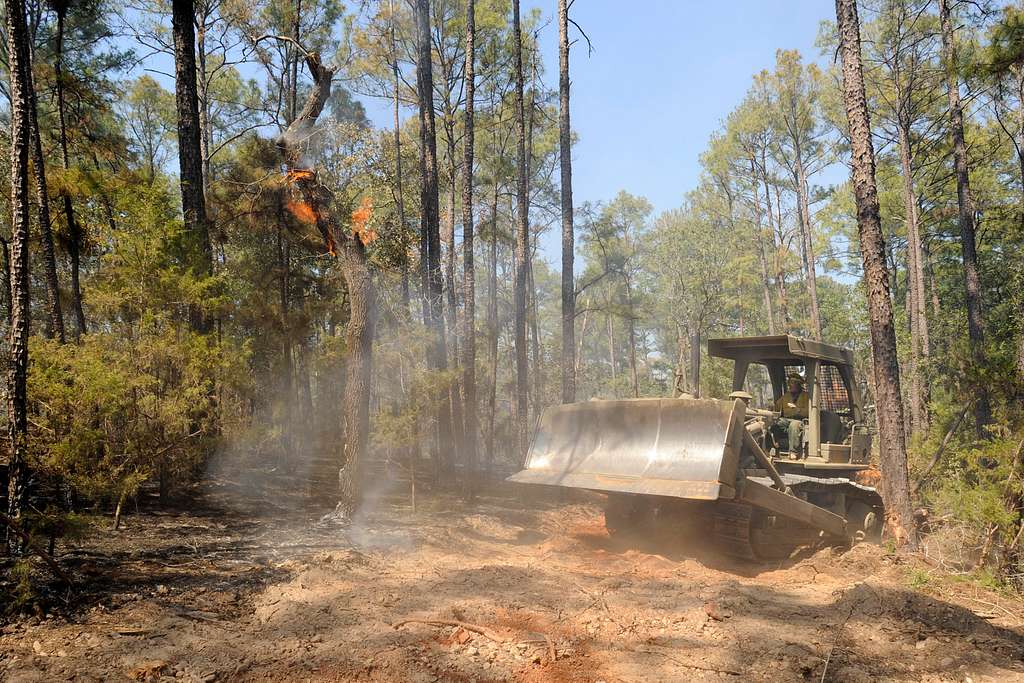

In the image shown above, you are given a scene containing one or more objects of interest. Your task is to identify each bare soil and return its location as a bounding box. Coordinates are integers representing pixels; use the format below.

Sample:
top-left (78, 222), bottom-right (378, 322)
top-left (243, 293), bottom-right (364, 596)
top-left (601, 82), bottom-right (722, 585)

top-left (2, 481), bottom-right (1023, 682)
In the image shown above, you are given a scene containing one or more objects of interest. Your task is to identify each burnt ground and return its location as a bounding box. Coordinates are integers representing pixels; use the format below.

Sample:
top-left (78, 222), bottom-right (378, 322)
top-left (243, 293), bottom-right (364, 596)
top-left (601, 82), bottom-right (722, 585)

top-left (1, 480), bottom-right (1023, 683)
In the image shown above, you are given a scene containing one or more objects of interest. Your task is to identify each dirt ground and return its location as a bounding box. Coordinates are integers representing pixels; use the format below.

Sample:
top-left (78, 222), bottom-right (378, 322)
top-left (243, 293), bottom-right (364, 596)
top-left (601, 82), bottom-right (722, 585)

top-left (2, 480), bottom-right (1023, 683)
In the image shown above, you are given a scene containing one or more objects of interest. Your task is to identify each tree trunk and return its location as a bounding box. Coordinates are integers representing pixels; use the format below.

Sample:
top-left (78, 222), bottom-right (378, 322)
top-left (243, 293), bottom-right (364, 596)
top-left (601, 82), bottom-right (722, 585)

top-left (415, 0), bottom-right (453, 470)
top-left (835, 0), bottom-right (916, 549)
top-left (939, 0), bottom-right (990, 435)
top-left (607, 313), bottom-right (616, 390)
top-left (5, 0), bottom-right (32, 544)
top-left (390, 0), bottom-right (408, 313)
top-left (461, 0), bottom-right (477, 494)
top-left (27, 64), bottom-right (64, 343)
top-left (172, 0), bottom-right (213, 332)
top-left (897, 122), bottom-right (930, 436)
top-left (486, 188), bottom-right (499, 473)
top-left (794, 152), bottom-right (822, 339)
top-left (282, 53), bottom-right (375, 517)
top-left (673, 323), bottom-right (689, 396)
top-left (763, 165), bottom-right (791, 327)
top-left (625, 280), bottom-right (639, 398)
top-left (689, 329), bottom-right (701, 398)
top-left (336, 240), bottom-right (375, 516)
top-left (558, 0), bottom-right (575, 404)
top-left (196, 3), bottom-right (212, 193)
top-left (53, 6), bottom-right (86, 337)
top-left (511, 0), bottom-right (530, 458)
top-left (444, 135), bottom-right (464, 469)
top-left (748, 157), bottom-right (775, 335)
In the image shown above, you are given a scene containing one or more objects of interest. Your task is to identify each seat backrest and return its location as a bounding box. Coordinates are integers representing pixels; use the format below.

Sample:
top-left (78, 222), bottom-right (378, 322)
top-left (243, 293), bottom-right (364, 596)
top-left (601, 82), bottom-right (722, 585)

top-left (819, 410), bottom-right (847, 444)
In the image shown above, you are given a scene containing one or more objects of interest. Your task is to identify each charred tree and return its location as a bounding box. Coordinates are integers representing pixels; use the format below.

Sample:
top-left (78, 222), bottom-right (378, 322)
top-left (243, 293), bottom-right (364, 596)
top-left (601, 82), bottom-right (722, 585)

top-left (5, 0), bottom-right (33, 541)
top-left (461, 0), bottom-right (478, 493)
top-left (172, 0), bottom-right (214, 331)
top-left (835, 0), bottom-right (917, 548)
top-left (559, 0), bottom-right (576, 403)
top-left (512, 0), bottom-right (530, 457)
top-left (939, 0), bottom-right (990, 434)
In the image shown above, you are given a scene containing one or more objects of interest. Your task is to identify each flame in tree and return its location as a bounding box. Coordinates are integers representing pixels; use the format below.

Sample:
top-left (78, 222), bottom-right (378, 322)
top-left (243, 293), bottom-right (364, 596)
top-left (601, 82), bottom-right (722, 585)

top-left (286, 199), bottom-right (318, 225)
top-left (350, 196), bottom-right (376, 246)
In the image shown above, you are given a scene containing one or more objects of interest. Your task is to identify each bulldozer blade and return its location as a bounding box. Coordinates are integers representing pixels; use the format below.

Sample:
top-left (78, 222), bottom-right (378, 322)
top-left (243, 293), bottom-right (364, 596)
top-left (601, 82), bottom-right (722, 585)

top-left (507, 398), bottom-right (746, 500)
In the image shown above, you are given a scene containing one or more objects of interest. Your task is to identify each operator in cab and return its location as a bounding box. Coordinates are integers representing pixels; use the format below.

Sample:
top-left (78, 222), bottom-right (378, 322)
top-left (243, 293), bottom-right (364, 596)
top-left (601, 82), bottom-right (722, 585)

top-left (773, 372), bottom-right (809, 456)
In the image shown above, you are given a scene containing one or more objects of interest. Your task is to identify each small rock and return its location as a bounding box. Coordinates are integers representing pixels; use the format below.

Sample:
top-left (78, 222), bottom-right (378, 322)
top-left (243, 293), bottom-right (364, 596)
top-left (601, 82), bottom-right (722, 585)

top-left (56, 649), bottom-right (67, 658)
top-left (532, 654), bottom-right (542, 664)
top-left (466, 647), bottom-right (479, 657)
top-left (310, 634), bottom-right (323, 643)
top-left (156, 585), bottom-right (168, 594)
top-left (32, 640), bottom-right (44, 655)
top-left (704, 602), bottom-right (726, 621)
top-left (939, 657), bottom-right (955, 668)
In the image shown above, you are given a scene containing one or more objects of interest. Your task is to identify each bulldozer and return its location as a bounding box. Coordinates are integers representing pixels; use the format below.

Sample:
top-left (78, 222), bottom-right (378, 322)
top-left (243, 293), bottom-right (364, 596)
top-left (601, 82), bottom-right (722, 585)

top-left (508, 335), bottom-right (883, 561)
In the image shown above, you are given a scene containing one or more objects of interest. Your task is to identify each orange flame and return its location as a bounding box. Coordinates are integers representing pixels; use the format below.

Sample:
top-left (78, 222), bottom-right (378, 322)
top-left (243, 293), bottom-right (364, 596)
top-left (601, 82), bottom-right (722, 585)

top-left (286, 199), bottom-right (317, 225)
top-left (285, 168), bottom-right (315, 183)
top-left (351, 196), bottom-right (376, 246)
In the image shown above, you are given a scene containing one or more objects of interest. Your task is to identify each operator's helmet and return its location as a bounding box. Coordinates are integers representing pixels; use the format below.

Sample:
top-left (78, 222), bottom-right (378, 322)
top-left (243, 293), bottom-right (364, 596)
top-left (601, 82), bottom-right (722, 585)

top-left (728, 390), bottom-right (753, 403)
top-left (786, 372), bottom-right (805, 387)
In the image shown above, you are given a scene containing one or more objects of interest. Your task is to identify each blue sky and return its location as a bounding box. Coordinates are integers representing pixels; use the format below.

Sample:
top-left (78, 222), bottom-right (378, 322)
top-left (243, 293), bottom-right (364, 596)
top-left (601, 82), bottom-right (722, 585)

top-left (353, 1), bottom-right (837, 263)
top-left (359, 1), bottom-right (835, 217)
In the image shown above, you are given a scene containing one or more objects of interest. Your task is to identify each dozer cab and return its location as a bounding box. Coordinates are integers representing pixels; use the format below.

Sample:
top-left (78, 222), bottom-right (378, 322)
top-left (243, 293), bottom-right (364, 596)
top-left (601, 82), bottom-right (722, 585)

top-left (508, 335), bottom-right (883, 561)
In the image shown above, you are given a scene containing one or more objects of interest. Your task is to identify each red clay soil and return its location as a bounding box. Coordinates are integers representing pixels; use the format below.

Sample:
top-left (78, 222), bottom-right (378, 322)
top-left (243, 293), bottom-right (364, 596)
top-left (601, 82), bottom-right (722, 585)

top-left (1, 482), bottom-right (1022, 682)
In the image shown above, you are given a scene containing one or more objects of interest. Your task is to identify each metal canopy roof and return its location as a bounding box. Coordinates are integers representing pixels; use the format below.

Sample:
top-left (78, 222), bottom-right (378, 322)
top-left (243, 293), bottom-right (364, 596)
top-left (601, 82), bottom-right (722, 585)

top-left (707, 335), bottom-right (855, 367)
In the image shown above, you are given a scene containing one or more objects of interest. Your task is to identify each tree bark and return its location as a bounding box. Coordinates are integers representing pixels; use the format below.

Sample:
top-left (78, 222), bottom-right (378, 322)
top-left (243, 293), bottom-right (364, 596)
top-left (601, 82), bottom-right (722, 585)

top-left (559, 0), bottom-right (575, 404)
top-left (172, 0), bottom-right (213, 333)
top-left (5, 0), bottom-right (32, 544)
top-left (511, 0), bottom-right (530, 458)
top-left (461, 0), bottom-right (477, 494)
top-left (415, 0), bottom-right (453, 470)
top-left (835, 0), bottom-right (917, 549)
top-left (939, 0), bottom-right (991, 434)
top-left (53, 5), bottom-right (86, 337)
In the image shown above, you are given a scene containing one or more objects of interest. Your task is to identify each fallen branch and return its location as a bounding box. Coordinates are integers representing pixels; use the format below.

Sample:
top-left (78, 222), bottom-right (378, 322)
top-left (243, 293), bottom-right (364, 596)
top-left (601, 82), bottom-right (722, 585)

top-left (635, 646), bottom-right (741, 676)
top-left (392, 619), bottom-right (507, 643)
top-left (820, 602), bottom-right (857, 683)
top-left (0, 510), bottom-right (73, 586)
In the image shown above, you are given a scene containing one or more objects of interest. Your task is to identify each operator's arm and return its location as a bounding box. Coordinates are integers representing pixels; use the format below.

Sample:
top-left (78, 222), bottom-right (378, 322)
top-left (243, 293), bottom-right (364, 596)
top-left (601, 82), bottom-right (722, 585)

top-left (793, 392), bottom-right (809, 419)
